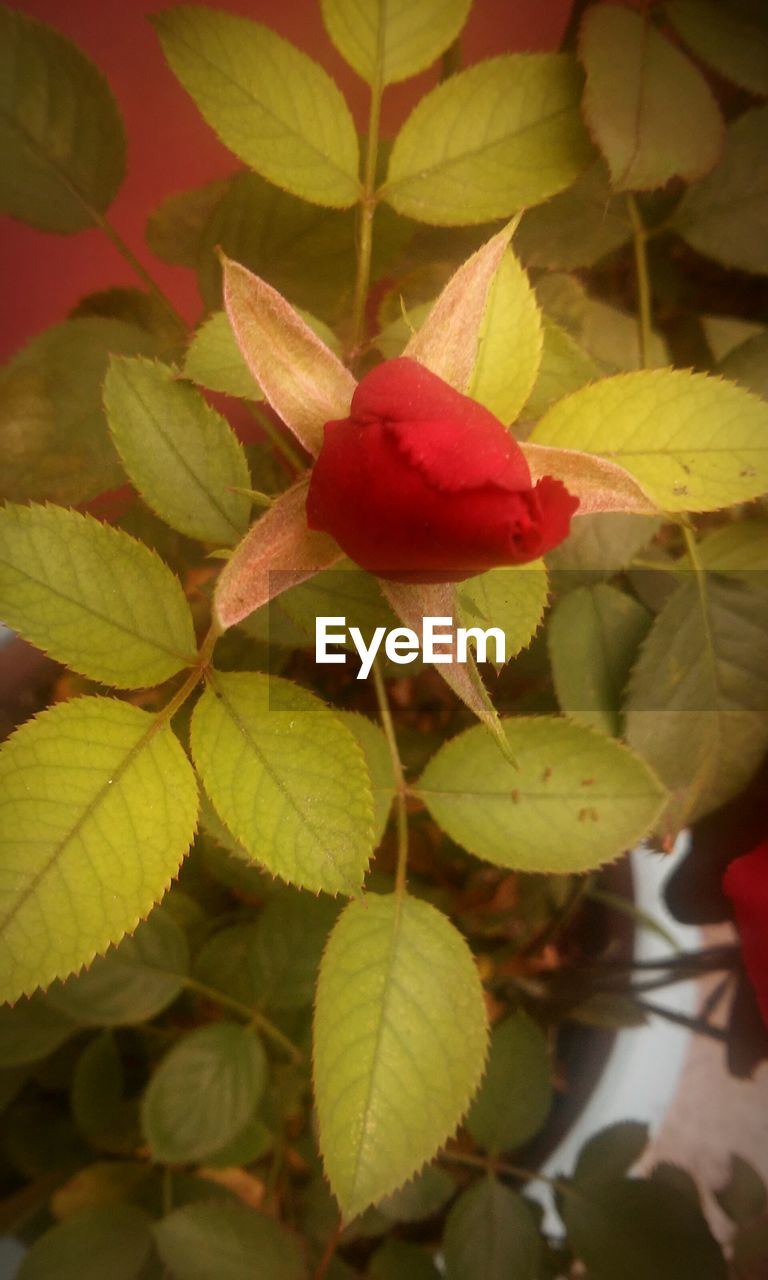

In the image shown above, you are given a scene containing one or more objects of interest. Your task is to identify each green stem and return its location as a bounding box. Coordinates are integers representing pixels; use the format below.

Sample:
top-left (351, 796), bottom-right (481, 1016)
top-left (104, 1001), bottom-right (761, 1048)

top-left (182, 976), bottom-right (303, 1063)
top-left (627, 194), bottom-right (652, 370)
top-left (440, 1148), bottom-right (571, 1195)
top-left (94, 209), bottom-right (187, 333)
top-left (372, 658), bottom-right (409, 894)
top-left (347, 29), bottom-right (384, 365)
top-left (246, 403), bottom-right (307, 475)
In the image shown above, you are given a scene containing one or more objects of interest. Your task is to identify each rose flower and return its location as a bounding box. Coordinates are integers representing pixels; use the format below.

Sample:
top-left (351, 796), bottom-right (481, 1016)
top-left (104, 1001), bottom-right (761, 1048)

top-left (306, 357), bottom-right (579, 584)
top-left (723, 840), bottom-right (768, 1029)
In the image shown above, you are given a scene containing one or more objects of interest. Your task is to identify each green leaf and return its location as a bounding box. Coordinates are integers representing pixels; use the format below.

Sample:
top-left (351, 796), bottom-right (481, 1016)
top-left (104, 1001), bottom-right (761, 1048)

top-left (523, 317), bottom-right (600, 418)
top-left (71, 1033), bottom-right (139, 1154)
top-left (141, 1022), bottom-right (267, 1164)
top-left (458, 563), bottom-right (549, 668)
top-left (468, 250), bottom-right (543, 424)
top-left (415, 717), bottom-right (666, 873)
top-left (152, 6), bottom-right (359, 208)
top-left (383, 54), bottom-right (593, 225)
top-left (47, 905), bottom-right (189, 1025)
top-left (204, 1113), bottom-right (273, 1169)
top-left (0, 318), bottom-right (157, 506)
top-left (193, 922), bottom-right (262, 1008)
top-left (546, 512), bottom-right (660, 582)
top-left (696, 519), bottom-right (768, 577)
top-left (578, 4), bottom-right (722, 191)
top-left (152, 1201), bottom-right (307, 1280)
top-left (104, 357), bottom-right (251, 546)
top-left (624, 576), bottom-right (768, 830)
top-left (338, 712), bottom-right (396, 847)
top-left (517, 161), bottom-right (632, 270)
top-left (666, 0), bottom-right (768, 97)
top-left (549, 584), bottom-right (651, 736)
top-left (369, 1240), bottom-right (440, 1280)
top-left (377, 1165), bottom-right (454, 1222)
top-left (221, 255), bottom-right (356, 456)
top-left (443, 1179), bottom-right (541, 1280)
top-left (146, 175), bottom-right (231, 265)
top-left (50, 1160), bottom-right (151, 1221)
top-left (0, 696), bottom-right (199, 1003)
top-left (314, 893), bottom-right (488, 1219)
top-left (465, 1011), bottom-right (552, 1153)
top-left (321, 0), bottom-right (471, 86)
top-left (0, 503), bottom-right (197, 688)
top-left (249, 888), bottom-right (340, 1010)
top-left (278, 564), bottom-right (398, 650)
top-left (183, 311), bottom-right (264, 400)
top-left (719, 332), bottom-right (768, 400)
top-left (0, 7), bottom-right (125, 232)
top-left (530, 368), bottom-right (768, 512)
top-left (671, 106), bottom-right (768, 276)
top-left (562, 1178), bottom-right (728, 1280)
top-left (573, 1122), bottom-right (649, 1187)
top-left (17, 1205), bottom-right (153, 1280)
top-left (0, 994), bottom-right (77, 1068)
top-left (190, 671), bottom-right (374, 895)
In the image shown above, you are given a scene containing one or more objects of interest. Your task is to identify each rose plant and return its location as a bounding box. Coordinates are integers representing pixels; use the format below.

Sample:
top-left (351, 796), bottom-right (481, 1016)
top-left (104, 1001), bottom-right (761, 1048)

top-left (1, 1), bottom-right (768, 1277)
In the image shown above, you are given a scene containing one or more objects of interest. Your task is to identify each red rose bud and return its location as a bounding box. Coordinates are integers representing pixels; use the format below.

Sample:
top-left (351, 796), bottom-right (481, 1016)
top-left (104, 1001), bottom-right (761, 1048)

top-left (723, 840), bottom-right (768, 1028)
top-left (306, 357), bottom-right (579, 584)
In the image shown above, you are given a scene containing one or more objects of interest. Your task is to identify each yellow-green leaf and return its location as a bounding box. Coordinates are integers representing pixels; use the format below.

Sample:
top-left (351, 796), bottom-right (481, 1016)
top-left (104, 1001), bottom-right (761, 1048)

top-left (530, 369), bottom-right (768, 512)
top-left (314, 893), bottom-right (488, 1219)
top-left (190, 671), bottom-right (374, 895)
top-left (383, 54), bottom-right (593, 225)
top-left (0, 7), bottom-right (125, 232)
top-left (321, 0), bottom-right (471, 86)
top-left (183, 311), bottom-right (263, 400)
top-left (0, 697), bottom-right (199, 1003)
top-left (469, 250), bottom-right (543, 425)
top-left (152, 6), bottom-right (360, 208)
top-left (104, 357), bottom-right (251, 546)
top-left (578, 4), bottom-right (723, 191)
top-left (0, 503), bottom-right (197, 688)
top-left (458, 563), bottom-right (549, 667)
top-left (415, 717), bottom-right (666, 872)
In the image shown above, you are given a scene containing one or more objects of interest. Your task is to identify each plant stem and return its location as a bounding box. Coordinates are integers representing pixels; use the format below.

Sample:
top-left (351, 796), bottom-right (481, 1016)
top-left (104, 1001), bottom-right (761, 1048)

top-left (635, 998), bottom-right (730, 1042)
top-left (246, 403), bottom-right (307, 475)
top-left (93, 209), bottom-right (187, 333)
top-left (627, 193), bottom-right (652, 370)
top-left (181, 976), bottom-right (303, 1063)
top-left (314, 1219), bottom-right (343, 1280)
top-left (372, 658), bottom-right (409, 894)
top-left (347, 30), bottom-right (384, 364)
top-left (440, 1147), bottom-right (571, 1195)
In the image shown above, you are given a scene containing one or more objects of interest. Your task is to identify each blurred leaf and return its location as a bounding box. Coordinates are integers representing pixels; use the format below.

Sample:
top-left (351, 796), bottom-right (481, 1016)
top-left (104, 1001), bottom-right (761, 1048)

top-left (17, 1205), bottom-right (153, 1280)
top-left (567, 991), bottom-right (647, 1029)
top-left (578, 4), bottom-right (722, 190)
top-left (190, 671), bottom-right (374, 895)
top-left (153, 6), bottom-right (359, 207)
top-left (383, 54), bottom-right (593, 224)
top-left (338, 713), bottom-right (397, 846)
top-left (0, 994), bottom-right (77, 1068)
top-left (193, 921), bottom-right (262, 1007)
top-left (666, 0), bottom-right (768, 97)
top-left (0, 697), bottom-right (199, 1003)
top-left (141, 1023), bottom-right (267, 1164)
top-left (51, 1161), bottom-right (149, 1221)
top-left (0, 318), bottom-right (156, 506)
top-left (517, 161), bottom-right (632, 269)
top-left (104, 356), bottom-right (251, 545)
top-left (458, 562), bottom-right (549, 668)
top-left (549, 584), bottom-right (651, 735)
top-left (48, 905), bottom-right (189, 1025)
top-left (719, 333), bottom-right (768, 400)
top-left (377, 1164), bottom-right (454, 1222)
top-left (531, 368), bottom-right (768, 512)
top-left (716, 1156), bottom-right (767, 1226)
top-left (443, 1178), bottom-right (541, 1280)
top-left (573, 1122), bottom-right (649, 1188)
top-left (71, 1033), bottom-right (140, 1154)
top-left (70, 287), bottom-right (181, 349)
top-left (0, 502), bottom-right (197, 688)
top-left (152, 1201), bottom-right (307, 1280)
top-left (695, 520), bottom-right (768, 577)
top-left (0, 7), bottom-right (125, 232)
top-left (203, 1113), bottom-right (273, 1168)
top-left (469, 249), bottom-right (543, 424)
top-left (625, 577), bottom-right (768, 830)
top-left (546, 512), bottom-right (661, 583)
top-left (562, 1177), bottom-right (727, 1279)
top-left (672, 106), bottom-right (768, 276)
top-left (314, 893), bottom-right (488, 1218)
top-left (368, 1239), bottom-right (440, 1280)
top-left (321, 0), bottom-right (471, 85)
top-left (523, 317), bottom-right (600, 418)
top-left (5, 1099), bottom-right (90, 1179)
top-left (466, 1010), bottom-right (552, 1153)
top-left (249, 889), bottom-right (340, 1010)
top-left (416, 717), bottom-right (666, 872)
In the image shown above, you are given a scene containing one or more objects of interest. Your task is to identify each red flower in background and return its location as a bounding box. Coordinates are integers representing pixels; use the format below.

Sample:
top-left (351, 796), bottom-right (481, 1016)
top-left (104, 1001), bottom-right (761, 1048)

top-left (306, 358), bottom-right (578, 584)
top-left (723, 840), bottom-right (768, 1028)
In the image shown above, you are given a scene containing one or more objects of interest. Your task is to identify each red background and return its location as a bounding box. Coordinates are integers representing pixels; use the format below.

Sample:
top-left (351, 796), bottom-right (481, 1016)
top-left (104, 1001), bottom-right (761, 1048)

top-left (1, 0), bottom-right (574, 362)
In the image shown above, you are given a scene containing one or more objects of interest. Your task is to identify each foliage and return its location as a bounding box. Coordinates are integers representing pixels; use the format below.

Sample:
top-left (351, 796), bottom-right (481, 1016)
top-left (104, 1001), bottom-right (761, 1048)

top-left (2, 0), bottom-right (767, 1275)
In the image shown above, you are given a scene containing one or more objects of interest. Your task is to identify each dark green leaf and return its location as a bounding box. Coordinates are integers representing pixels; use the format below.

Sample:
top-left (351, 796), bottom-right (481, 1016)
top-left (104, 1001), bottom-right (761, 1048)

top-left (443, 1178), bottom-right (541, 1280)
top-left (152, 1201), bottom-right (307, 1280)
top-left (573, 1122), bottom-right (649, 1187)
top-left (666, 0), bottom-right (768, 97)
top-left (0, 993), bottom-right (78, 1068)
top-left (517, 162), bottom-right (631, 269)
top-left (466, 1010), bottom-right (552, 1153)
top-left (71, 1033), bottom-right (140, 1154)
top-left (377, 1165), bottom-right (454, 1222)
top-left (17, 1205), bottom-right (153, 1280)
top-left (250, 889), bottom-right (340, 1010)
